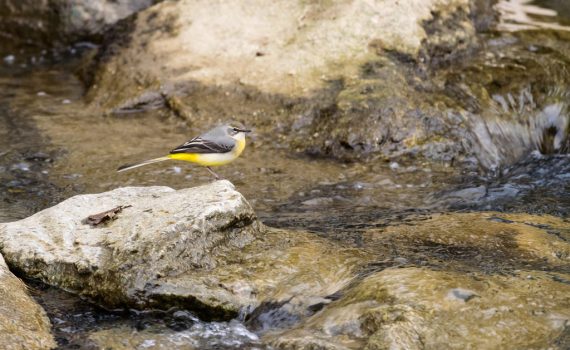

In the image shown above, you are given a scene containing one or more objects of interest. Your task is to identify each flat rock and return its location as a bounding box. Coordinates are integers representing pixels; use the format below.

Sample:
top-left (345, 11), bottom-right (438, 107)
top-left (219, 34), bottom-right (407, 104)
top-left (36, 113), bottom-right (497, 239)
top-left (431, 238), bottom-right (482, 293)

top-left (0, 181), bottom-right (259, 314)
top-left (0, 253), bottom-right (56, 350)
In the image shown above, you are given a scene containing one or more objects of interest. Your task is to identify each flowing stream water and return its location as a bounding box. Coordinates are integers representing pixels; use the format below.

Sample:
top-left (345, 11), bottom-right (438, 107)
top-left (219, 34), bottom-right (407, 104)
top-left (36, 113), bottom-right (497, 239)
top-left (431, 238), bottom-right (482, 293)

top-left (0, 1), bottom-right (569, 349)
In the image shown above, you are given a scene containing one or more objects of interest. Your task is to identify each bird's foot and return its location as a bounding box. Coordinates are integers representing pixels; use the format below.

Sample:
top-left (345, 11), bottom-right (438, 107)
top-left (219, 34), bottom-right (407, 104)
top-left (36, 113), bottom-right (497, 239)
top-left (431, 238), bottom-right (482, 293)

top-left (206, 166), bottom-right (223, 180)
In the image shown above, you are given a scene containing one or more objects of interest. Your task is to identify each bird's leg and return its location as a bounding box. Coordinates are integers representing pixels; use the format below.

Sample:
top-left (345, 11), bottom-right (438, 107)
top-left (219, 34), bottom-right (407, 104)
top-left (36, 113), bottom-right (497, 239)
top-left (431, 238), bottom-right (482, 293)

top-left (206, 166), bottom-right (222, 180)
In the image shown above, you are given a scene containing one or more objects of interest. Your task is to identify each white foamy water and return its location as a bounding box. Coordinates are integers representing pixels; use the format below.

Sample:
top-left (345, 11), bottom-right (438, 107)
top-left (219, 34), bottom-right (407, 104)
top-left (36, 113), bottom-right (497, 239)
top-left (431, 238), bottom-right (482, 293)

top-left (496, 0), bottom-right (570, 32)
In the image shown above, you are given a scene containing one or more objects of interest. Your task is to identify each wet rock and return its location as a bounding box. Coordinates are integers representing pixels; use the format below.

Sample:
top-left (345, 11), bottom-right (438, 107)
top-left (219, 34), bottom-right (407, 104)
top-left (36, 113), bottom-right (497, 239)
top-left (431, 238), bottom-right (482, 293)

top-left (267, 212), bottom-right (570, 349)
top-left (440, 154), bottom-right (570, 216)
top-left (0, 253), bottom-right (56, 350)
top-left (272, 267), bottom-right (570, 350)
top-left (439, 185), bottom-right (487, 203)
top-left (301, 197), bottom-right (334, 206)
top-left (438, 24), bottom-right (570, 170)
top-left (0, 0), bottom-right (154, 49)
top-left (0, 181), bottom-right (367, 320)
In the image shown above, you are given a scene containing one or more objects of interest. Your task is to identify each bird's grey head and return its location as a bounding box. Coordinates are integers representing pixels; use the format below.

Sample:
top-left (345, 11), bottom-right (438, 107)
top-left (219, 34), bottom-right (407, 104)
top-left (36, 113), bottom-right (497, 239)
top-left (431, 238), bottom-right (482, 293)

top-left (204, 123), bottom-right (251, 140)
top-left (222, 123), bottom-right (251, 139)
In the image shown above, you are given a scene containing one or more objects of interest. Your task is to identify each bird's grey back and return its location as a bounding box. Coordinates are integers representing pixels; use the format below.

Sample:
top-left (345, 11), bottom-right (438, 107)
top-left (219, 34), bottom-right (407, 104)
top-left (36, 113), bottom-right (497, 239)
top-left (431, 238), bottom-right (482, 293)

top-left (200, 125), bottom-right (236, 148)
top-left (201, 125), bottom-right (230, 139)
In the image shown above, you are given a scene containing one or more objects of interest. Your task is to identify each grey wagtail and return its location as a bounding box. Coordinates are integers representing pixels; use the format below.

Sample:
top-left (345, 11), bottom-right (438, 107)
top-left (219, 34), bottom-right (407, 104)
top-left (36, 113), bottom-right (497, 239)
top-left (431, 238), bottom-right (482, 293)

top-left (117, 124), bottom-right (251, 179)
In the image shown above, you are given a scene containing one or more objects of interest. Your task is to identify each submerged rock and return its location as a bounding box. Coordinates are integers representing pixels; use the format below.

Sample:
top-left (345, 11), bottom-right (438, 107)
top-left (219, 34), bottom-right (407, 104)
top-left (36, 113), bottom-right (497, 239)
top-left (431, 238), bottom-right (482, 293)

top-left (0, 181), bottom-right (366, 320)
top-left (364, 212), bottom-right (570, 272)
top-left (270, 212), bottom-right (570, 350)
top-left (0, 253), bottom-right (56, 350)
top-left (273, 267), bottom-right (570, 350)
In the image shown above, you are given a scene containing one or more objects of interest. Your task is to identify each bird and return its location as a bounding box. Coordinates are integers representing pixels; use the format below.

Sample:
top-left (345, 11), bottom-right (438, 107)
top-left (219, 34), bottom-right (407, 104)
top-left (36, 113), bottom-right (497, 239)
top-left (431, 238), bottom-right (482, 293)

top-left (117, 124), bottom-right (251, 179)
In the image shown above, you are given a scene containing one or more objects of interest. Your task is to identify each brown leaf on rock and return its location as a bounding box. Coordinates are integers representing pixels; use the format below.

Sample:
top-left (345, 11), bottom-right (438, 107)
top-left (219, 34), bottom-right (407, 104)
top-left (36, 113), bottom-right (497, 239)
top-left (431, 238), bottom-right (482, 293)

top-left (83, 205), bottom-right (132, 226)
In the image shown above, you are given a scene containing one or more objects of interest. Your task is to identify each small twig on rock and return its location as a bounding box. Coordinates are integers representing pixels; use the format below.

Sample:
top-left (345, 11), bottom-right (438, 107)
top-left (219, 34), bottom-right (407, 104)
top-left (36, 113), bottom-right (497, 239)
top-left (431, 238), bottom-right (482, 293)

top-left (83, 205), bottom-right (132, 226)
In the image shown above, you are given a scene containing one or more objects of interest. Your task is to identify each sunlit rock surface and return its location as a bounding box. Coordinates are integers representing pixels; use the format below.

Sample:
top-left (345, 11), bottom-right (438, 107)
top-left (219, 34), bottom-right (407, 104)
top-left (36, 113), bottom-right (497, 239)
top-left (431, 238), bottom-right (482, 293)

top-left (0, 181), bottom-right (366, 319)
top-left (0, 181), bottom-right (258, 314)
top-left (0, 253), bottom-right (56, 350)
top-left (87, 0), bottom-right (474, 102)
top-left (80, 0), bottom-right (570, 168)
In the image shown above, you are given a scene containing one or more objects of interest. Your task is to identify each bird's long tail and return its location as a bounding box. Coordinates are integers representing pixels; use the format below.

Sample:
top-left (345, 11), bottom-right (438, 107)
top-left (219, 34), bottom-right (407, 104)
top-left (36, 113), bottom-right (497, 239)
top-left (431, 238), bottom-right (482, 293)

top-left (117, 156), bottom-right (170, 172)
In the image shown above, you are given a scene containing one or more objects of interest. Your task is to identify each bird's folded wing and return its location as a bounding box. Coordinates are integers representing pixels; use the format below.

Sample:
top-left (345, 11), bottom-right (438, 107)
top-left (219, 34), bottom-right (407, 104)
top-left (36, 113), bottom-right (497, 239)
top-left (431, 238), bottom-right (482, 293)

top-left (169, 137), bottom-right (235, 154)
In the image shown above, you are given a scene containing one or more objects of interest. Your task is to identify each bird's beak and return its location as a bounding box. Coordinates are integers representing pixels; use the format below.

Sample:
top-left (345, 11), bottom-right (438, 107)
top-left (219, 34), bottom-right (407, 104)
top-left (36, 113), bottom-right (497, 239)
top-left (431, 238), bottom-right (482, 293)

top-left (236, 128), bottom-right (251, 133)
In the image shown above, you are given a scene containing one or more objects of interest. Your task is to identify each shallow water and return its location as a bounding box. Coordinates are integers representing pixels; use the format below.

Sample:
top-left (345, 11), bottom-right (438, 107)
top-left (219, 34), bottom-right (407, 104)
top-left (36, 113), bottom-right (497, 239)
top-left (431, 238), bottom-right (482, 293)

top-left (0, 51), bottom-right (461, 349)
top-left (0, 1), bottom-right (569, 349)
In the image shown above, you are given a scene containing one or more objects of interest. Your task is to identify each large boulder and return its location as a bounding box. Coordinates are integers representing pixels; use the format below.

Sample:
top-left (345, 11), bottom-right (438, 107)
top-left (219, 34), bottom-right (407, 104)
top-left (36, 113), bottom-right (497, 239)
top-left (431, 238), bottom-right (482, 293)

top-left (83, 0), bottom-right (486, 163)
top-left (87, 0), bottom-right (475, 104)
top-left (0, 181), bottom-right (367, 319)
top-left (0, 253), bottom-right (56, 350)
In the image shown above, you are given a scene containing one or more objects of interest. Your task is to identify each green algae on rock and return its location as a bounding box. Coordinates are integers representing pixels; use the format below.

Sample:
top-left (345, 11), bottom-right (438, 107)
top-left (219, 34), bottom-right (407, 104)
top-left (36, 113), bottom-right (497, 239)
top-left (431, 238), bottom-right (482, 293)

top-left (363, 212), bottom-right (570, 273)
top-left (0, 253), bottom-right (56, 350)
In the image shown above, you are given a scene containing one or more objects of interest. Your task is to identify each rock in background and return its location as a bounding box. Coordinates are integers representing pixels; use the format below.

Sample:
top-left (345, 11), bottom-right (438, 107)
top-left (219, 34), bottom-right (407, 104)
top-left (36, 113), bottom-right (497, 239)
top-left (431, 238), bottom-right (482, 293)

top-left (0, 0), bottom-right (155, 49)
top-left (0, 253), bottom-right (56, 350)
top-left (82, 0), bottom-right (487, 164)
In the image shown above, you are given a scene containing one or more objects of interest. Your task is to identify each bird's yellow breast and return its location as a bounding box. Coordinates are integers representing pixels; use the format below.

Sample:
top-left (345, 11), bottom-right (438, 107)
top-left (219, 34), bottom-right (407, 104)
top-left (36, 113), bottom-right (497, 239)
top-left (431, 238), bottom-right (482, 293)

top-left (233, 138), bottom-right (246, 157)
top-left (167, 138), bottom-right (246, 167)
